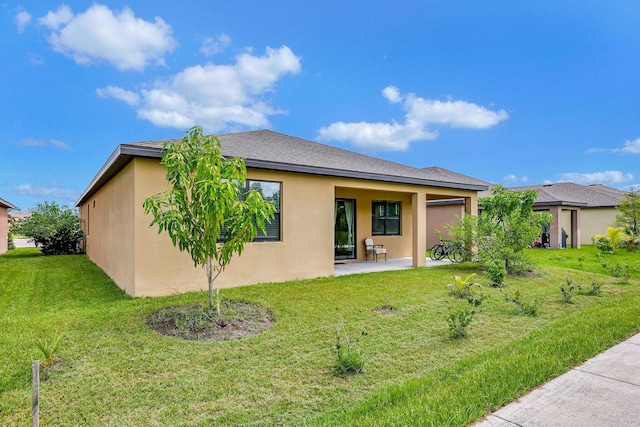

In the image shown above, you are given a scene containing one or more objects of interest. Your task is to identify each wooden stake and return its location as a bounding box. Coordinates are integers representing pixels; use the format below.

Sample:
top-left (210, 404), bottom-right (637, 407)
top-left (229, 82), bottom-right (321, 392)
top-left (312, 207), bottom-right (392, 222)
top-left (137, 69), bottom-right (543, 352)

top-left (32, 360), bottom-right (39, 427)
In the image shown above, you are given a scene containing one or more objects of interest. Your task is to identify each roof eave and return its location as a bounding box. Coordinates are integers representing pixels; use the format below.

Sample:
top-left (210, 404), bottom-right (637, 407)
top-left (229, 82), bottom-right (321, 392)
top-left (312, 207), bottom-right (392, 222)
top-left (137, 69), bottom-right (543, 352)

top-left (244, 159), bottom-right (489, 191)
top-left (75, 144), bottom-right (163, 206)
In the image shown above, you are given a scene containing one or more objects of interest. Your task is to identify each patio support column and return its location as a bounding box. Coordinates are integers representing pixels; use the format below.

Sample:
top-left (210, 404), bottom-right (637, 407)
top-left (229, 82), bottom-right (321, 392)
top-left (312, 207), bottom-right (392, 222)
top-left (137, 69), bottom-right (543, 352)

top-left (412, 192), bottom-right (427, 267)
top-left (464, 196), bottom-right (478, 216)
top-left (571, 208), bottom-right (581, 249)
top-left (548, 206), bottom-right (561, 249)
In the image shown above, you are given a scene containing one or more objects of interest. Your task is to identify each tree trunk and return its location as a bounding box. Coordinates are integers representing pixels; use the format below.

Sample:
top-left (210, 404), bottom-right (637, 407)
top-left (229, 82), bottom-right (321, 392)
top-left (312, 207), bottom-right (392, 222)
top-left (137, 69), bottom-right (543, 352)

top-left (206, 257), bottom-right (214, 310)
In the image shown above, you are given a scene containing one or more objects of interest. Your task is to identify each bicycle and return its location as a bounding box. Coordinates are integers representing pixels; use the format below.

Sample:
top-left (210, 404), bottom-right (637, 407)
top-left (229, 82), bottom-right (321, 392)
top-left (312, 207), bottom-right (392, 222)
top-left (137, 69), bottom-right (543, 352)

top-left (429, 240), bottom-right (467, 263)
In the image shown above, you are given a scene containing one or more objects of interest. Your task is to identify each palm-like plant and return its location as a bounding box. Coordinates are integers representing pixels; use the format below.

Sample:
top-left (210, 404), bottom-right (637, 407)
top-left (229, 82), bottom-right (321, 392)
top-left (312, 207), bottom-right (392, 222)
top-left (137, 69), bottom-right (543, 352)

top-left (446, 273), bottom-right (482, 298)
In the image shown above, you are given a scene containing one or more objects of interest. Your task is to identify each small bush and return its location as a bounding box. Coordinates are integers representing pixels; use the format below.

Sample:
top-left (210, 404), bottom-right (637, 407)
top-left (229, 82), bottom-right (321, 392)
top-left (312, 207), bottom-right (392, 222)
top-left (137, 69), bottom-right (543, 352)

top-left (447, 308), bottom-right (475, 339)
top-left (487, 264), bottom-right (507, 286)
top-left (560, 278), bottom-right (575, 304)
top-left (577, 275), bottom-right (603, 296)
top-left (503, 290), bottom-right (538, 317)
top-left (603, 262), bottom-right (631, 284)
top-left (592, 235), bottom-right (614, 254)
top-left (334, 318), bottom-right (366, 375)
top-left (467, 293), bottom-right (486, 308)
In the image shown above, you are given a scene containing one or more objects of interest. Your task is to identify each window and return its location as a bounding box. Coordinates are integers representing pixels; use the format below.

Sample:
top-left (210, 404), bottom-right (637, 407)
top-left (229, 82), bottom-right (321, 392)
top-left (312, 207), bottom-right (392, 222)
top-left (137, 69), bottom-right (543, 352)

top-left (372, 200), bottom-right (400, 236)
top-left (219, 180), bottom-right (281, 242)
top-left (247, 180), bottom-right (281, 241)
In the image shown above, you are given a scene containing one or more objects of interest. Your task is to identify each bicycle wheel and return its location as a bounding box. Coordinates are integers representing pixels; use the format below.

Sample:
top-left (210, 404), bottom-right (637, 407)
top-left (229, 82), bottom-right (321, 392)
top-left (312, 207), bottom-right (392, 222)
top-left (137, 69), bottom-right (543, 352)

top-left (448, 246), bottom-right (466, 263)
top-left (430, 244), bottom-right (445, 260)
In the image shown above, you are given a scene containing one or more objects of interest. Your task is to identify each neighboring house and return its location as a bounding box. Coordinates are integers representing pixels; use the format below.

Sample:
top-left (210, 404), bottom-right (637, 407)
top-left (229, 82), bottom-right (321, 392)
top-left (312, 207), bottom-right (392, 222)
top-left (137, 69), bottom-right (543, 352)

top-left (502, 182), bottom-right (627, 248)
top-left (76, 130), bottom-right (488, 297)
top-left (0, 197), bottom-right (17, 254)
top-left (427, 182), bottom-right (627, 250)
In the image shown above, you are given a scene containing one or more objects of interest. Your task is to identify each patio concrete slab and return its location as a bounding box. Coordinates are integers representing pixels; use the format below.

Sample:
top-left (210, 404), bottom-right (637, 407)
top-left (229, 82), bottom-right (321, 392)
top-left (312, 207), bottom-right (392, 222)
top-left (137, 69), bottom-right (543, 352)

top-left (473, 333), bottom-right (640, 427)
top-left (334, 257), bottom-right (451, 276)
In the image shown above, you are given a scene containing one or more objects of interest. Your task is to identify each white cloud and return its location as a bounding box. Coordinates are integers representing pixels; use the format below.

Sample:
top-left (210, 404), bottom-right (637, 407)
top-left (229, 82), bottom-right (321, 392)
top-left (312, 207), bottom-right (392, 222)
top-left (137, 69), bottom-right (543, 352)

top-left (613, 138), bottom-right (640, 154)
top-left (585, 147), bottom-right (607, 154)
top-left (10, 184), bottom-right (79, 202)
top-left (19, 138), bottom-right (71, 149)
top-left (318, 86), bottom-right (508, 151)
top-left (317, 121), bottom-right (437, 151)
top-left (16, 9), bottom-right (32, 33)
top-left (200, 34), bottom-right (231, 56)
top-left (39, 4), bottom-right (176, 71)
top-left (503, 174), bottom-right (528, 184)
top-left (102, 45), bottom-right (301, 132)
top-left (96, 86), bottom-right (140, 106)
top-left (38, 4), bottom-right (73, 30)
top-left (558, 170), bottom-right (634, 185)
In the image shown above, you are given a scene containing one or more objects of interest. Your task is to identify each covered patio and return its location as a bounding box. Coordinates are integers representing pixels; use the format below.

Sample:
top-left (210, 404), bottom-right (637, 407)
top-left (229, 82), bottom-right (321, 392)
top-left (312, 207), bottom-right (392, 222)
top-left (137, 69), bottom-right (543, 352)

top-left (334, 257), bottom-right (451, 276)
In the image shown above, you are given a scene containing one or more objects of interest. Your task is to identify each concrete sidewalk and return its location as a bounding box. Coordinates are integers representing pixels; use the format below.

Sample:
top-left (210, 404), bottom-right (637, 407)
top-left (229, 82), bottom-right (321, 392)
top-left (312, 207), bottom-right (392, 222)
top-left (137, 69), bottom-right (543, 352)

top-left (472, 333), bottom-right (640, 426)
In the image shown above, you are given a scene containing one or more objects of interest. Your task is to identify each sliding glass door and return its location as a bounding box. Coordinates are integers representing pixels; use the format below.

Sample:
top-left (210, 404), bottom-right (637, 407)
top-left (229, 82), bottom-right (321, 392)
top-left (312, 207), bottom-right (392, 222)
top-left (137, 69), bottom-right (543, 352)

top-left (335, 199), bottom-right (356, 260)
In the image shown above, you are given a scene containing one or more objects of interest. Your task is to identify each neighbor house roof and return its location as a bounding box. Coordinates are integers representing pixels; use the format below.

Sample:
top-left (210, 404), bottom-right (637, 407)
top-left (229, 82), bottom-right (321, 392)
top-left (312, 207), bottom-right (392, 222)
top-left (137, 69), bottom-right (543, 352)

top-left (76, 130), bottom-right (489, 206)
top-left (480, 182), bottom-right (626, 208)
top-left (0, 197), bottom-right (16, 210)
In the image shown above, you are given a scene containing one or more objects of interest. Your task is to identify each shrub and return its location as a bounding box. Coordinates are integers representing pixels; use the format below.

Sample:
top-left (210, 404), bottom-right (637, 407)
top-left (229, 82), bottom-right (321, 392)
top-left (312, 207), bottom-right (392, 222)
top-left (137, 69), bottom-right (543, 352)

top-left (502, 290), bottom-right (538, 316)
top-left (447, 308), bottom-right (475, 339)
top-left (15, 201), bottom-right (83, 255)
top-left (487, 264), bottom-right (507, 286)
top-left (577, 276), bottom-right (603, 296)
top-left (560, 278), bottom-right (575, 304)
top-left (592, 235), bottom-right (614, 254)
top-left (603, 262), bottom-right (632, 285)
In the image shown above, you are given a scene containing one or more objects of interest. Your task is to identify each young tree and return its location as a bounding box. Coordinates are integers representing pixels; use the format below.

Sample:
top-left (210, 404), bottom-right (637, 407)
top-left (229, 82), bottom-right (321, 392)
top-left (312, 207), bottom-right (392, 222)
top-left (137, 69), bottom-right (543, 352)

top-left (143, 126), bottom-right (276, 313)
top-left (446, 186), bottom-right (552, 284)
top-left (477, 186), bottom-right (553, 279)
top-left (615, 186), bottom-right (640, 251)
top-left (14, 201), bottom-right (84, 255)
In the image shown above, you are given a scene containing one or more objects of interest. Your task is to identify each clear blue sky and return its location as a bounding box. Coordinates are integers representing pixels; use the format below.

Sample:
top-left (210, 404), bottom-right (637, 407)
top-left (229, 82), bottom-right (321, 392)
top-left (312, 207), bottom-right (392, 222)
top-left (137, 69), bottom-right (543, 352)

top-left (2, 1), bottom-right (640, 211)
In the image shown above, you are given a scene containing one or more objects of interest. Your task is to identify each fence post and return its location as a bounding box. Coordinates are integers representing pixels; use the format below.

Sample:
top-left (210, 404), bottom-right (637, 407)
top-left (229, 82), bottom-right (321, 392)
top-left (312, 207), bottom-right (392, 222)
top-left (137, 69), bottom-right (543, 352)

top-left (32, 360), bottom-right (39, 427)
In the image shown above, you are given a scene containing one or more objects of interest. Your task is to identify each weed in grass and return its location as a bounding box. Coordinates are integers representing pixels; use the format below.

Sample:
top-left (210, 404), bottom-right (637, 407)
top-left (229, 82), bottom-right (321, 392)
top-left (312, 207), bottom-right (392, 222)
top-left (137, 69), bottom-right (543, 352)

top-left (446, 273), bottom-right (482, 298)
top-left (334, 317), bottom-right (366, 375)
top-left (34, 332), bottom-right (63, 380)
top-left (503, 291), bottom-right (538, 317)
top-left (560, 278), bottom-right (575, 304)
top-left (447, 308), bottom-right (475, 339)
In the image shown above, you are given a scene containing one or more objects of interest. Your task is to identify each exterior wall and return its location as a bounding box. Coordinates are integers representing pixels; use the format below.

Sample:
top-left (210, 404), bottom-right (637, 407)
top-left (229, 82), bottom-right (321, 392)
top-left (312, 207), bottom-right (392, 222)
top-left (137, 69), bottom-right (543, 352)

top-left (79, 162), bottom-right (137, 295)
top-left (82, 157), bottom-right (480, 297)
top-left (425, 203), bottom-right (465, 248)
top-left (0, 206), bottom-right (9, 254)
top-left (132, 159), bottom-right (336, 297)
top-left (581, 207), bottom-right (618, 245)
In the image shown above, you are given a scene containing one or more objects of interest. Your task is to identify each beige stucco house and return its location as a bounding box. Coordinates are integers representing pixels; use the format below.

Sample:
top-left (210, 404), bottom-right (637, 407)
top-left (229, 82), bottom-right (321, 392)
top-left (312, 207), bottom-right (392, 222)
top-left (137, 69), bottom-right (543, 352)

top-left (76, 130), bottom-right (488, 297)
top-left (427, 182), bottom-right (627, 250)
top-left (0, 197), bottom-right (17, 254)
top-left (503, 183), bottom-right (627, 248)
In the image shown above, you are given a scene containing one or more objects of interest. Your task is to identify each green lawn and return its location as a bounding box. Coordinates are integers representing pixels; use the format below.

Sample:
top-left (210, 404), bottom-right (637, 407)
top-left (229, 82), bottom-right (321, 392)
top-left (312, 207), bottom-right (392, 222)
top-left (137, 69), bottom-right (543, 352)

top-left (1, 246), bottom-right (639, 426)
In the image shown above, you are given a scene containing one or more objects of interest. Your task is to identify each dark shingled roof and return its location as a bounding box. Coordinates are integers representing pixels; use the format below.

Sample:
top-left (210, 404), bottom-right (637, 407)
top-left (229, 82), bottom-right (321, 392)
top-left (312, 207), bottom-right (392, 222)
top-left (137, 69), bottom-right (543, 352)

top-left (480, 182), bottom-right (626, 208)
top-left (76, 130), bottom-right (489, 205)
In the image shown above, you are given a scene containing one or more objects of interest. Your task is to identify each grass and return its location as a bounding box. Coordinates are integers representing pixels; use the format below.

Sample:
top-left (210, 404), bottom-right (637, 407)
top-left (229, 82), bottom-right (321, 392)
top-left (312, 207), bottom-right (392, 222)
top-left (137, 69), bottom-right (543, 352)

top-left (1, 246), bottom-right (639, 426)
